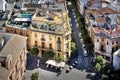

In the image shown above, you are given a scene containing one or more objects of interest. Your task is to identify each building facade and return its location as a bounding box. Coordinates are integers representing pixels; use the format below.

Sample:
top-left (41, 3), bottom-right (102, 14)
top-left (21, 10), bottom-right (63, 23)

top-left (0, 33), bottom-right (27, 80)
top-left (84, 6), bottom-right (120, 61)
top-left (5, 0), bottom-right (71, 61)
top-left (113, 49), bottom-right (120, 70)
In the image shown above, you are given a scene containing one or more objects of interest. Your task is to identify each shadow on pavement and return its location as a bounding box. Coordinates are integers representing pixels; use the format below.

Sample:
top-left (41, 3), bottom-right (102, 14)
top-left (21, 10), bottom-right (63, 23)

top-left (26, 55), bottom-right (59, 73)
top-left (86, 73), bottom-right (96, 80)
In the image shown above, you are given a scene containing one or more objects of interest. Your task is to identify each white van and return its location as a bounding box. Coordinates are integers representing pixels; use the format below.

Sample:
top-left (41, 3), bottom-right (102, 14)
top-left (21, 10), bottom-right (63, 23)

top-left (83, 48), bottom-right (88, 57)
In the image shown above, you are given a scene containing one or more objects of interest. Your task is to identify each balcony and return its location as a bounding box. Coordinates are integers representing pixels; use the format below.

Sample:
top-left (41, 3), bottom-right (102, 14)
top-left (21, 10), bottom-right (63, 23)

top-left (41, 38), bottom-right (45, 41)
top-left (94, 49), bottom-right (110, 57)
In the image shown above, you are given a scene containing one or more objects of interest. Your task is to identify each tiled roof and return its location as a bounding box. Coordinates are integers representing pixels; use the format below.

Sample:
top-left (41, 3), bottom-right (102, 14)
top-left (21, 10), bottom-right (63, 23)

top-left (93, 25), bottom-right (120, 36)
top-left (86, 9), bottom-right (101, 16)
top-left (96, 17), bottom-right (106, 22)
top-left (117, 16), bottom-right (120, 20)
top-left (86, 0), bottom-right (110, 6)
top-left (111, 25), bottom-right (120, 35)
top-left (99, 7), bottom-right (117, 14)
top-left (0, 33), bottom-right (27, 80)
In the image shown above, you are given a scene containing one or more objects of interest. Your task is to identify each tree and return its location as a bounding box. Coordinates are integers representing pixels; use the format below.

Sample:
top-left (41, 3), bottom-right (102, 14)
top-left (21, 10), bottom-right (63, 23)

top-left (102, 74), bottom-right (109, 80)
top-left (30, 48), bottom-right (39, 56)
top-left (57, 53), bottom-right (64, 61)
top-left (96, 55), bottom-right (106, 66)
top-left (71, 42), bottom-right (77, 54)
top-left (95, 63), bottom-right (101, 72)
top-left (31, 72), bottom-right (39, 80)
top-left (86, 43), bottom-right (93, 53)
top-left (43, 51), bottom-right (54, 59)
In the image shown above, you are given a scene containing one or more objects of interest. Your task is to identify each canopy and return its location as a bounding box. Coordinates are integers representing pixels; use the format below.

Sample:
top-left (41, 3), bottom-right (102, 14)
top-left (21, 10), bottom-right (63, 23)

top-left (14, 18), bottom-right (31, 22)
top-left (46, 60), bottom-right (65, 68)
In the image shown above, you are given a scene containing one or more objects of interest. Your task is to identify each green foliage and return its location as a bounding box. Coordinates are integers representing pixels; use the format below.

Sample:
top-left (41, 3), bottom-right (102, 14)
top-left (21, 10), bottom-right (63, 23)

top-left (86, 43), bottom-right (93, 53)
top-left (43, 51), bottom-right (54, 59)
top-left (31, 72), bottom-right (39, 80)
top-left (95, 63), bottom-right (101, 72)
top-left (30, 48), bottom-right (39, 56)
top-left (71, 37), bottom-right (76, 42)
top-left (96, 55), bottom-right (106, 66)
top-left (57, 53), bottom-right (64, 61)
top-left (102, 74), bottom-right (109, 80)
top-left (71, 42), bottom-right (77, 54)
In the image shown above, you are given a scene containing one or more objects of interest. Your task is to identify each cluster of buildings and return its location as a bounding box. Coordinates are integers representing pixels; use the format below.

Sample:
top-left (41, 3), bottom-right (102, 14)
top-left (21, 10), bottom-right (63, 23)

top-left (78, 0), bottom-right (120, 70)
top-left (0, 0), bottom-right (71, 80)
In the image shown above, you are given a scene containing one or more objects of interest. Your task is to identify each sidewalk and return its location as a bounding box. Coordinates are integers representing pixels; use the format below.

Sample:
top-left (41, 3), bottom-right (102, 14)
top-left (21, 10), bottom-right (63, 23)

top-left (23, 68), bottom-right (40, 80)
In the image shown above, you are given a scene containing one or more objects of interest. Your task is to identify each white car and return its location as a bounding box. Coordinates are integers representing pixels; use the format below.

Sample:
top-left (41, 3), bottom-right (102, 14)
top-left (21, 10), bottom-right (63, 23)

top-left (79, 33), bottom-right (82, 37)
top-left (82, 44), bottom-right (85, 48)
top-left (80, 38), bottom-right (84, 44)
top-left (83, 48), bottom-right (88, 57)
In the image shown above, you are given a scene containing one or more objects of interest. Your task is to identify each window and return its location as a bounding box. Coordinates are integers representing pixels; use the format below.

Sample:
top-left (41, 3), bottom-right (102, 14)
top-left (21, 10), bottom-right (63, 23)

top-left (41, 34), bottom-right (45, 41)
top-left (42, 42), bottom-right (45, 48)
top-left (58, 53), bottom-right (60, 57)
top-left (57, 37), bottom-right (61, 43)
top-left (14, 30), bottom-right (16, 33)
top-left (101, 38), bottom-right (104, 42)
top-left (112, 41), bottom-right (114, 45)
top-left (107, 42), bottom-right (109, 45)
top-left (35, 41), bottom-right (38, 47)
top-left (9, 74), bottom-right (12, 80)
top-left (49, 36), bottom-right (52, 40)
top-left (57, 43), bottom-right (61, 51)
top-left (116, 41), bottom-right (118, 44)
top-left (100, 45), bottom-right (104, 51)
top-left (112, 47), bottom-right (114, 53)
top-left (26, 33), bottom-right (29, 37)
top-left (15, 64), bottom-right (18, 73)
top-left (97, 39), bottom-right (99, 42)
top-left (20, 31), bottom-right (22, 35)
top-left (49, 43), bottom-right (52, 49)
top-left (35, 33), bottom-right (37, 37)
top-left (116, 46), bottom-right (118, 51)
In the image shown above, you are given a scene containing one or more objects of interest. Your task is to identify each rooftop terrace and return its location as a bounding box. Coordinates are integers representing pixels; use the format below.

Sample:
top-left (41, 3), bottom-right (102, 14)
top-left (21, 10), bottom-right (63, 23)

top-left (6, 10), bottom-right (32, 30)
top-left (31, 8), bottom-right (69, 35)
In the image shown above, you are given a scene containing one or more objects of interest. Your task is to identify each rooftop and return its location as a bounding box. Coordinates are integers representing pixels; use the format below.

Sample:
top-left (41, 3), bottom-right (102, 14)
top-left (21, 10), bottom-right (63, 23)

top-left (23, 2), bottom-right (66, 11)
top-left (31, 8), bottom-right (69, 35)
top-left (0, 33), bottom-right (27, 80)
top-left (85, 7), bottom-right (120, 38)
top-left (6, 9), bottom-right (32, 30)
top-left (99, 7), bottom-right (117, 14)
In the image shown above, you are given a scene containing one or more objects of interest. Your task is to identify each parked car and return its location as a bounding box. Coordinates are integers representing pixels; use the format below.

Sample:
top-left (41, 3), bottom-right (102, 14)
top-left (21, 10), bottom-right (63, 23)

top-left (69, 66), bottom-right (73, 70)
top-left (82, 44), bottom-right (85, 48)
top-left (66, 68), bottom-right (70, 73)
top-left (74, 61), bottom-right (78, 65)
top-left (80, 38), bottom-right (84, 44)
top-left (79, 32), bottom-right (82, 37)
top-left (83, 48), bottom-right (88, 57)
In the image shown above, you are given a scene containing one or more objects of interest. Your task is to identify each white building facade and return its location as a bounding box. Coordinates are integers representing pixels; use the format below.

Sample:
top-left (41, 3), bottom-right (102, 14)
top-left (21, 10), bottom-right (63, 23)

top-left (113, 49), bottom-right (120, 70)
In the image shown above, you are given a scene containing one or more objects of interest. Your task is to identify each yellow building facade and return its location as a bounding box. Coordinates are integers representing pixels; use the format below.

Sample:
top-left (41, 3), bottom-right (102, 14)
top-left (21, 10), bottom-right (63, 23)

top-left (5, 3), bottom-right (71, 61)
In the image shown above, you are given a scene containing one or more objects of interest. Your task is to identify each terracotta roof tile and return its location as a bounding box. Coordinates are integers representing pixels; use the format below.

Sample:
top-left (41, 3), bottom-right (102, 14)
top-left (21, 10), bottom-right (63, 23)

top-left (96, 17), bottom-right (106, 22)
top-left (93, 25), bottom-right (120, 36)
top-left (117, 16), bottom-right (120, 20)
top-left (99, 7), bottom-right (117, 14)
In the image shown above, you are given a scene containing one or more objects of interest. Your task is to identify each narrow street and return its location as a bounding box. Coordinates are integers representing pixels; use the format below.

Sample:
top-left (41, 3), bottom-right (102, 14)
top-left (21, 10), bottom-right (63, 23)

top-left (68, 5), bottom-right (94, 70)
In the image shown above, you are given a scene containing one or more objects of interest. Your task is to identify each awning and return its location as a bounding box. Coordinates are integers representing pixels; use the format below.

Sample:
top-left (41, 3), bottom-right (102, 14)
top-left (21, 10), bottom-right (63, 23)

top-left (46, 60), bottom-right (65, 68)
top-left (14, 18), bottom-right (31, 22)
